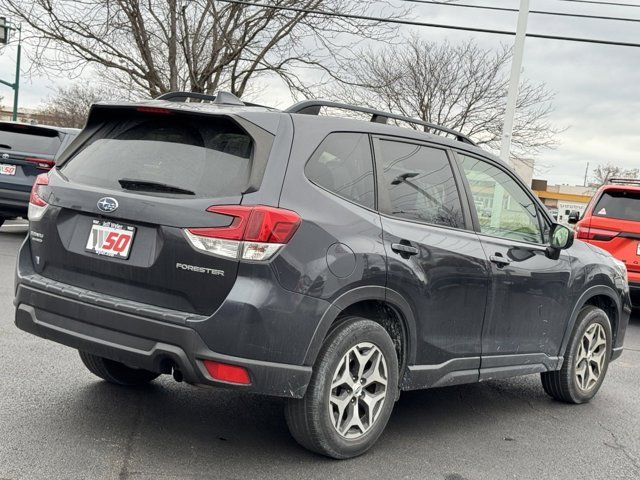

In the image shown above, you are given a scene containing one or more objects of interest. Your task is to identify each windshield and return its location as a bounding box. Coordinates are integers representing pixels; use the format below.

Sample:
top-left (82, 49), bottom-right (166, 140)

top-left (61, 114), bottom-right (254, 198)
top-left (0, 123), bottom-right (63, 155)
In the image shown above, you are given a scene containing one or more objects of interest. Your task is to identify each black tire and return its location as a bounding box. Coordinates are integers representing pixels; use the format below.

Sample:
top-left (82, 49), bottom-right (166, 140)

top-left (79, 351), bottom-right (160, 386)
top-left (0, 217), bottom-right (5, 228)
top-left (285, 316), bottom-right (399, 459)
top-left (541, 306), bottom-right (612, 404)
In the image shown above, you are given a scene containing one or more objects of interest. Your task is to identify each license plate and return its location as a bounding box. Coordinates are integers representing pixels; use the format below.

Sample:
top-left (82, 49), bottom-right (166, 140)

top-left (85, 220), bottom-right (136, 259)
top-left (0, 164), bottom-right (16, 175)
top-left (637, 243), bottom-right (640, 256)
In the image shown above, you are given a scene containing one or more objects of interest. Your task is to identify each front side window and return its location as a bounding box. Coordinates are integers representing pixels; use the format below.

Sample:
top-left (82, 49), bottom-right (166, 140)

top-left (378, 140), bottom-right (464, 229)
top-left (305, 133), bottom-right (375, 209)
top-left (459, 154), bottom-right (543, 243)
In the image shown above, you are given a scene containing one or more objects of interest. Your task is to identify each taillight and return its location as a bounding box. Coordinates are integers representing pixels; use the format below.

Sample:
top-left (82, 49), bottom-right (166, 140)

top-left (575, 226), bottom-right (618, 241)
top-left (25, 157), bottom-right (55, 170)
top-left (184, 205), bottom-right (301, 261)
top-left (28, 173), bottom-right (50, 221)
top-left (202, 360), bottom-right (251, 385)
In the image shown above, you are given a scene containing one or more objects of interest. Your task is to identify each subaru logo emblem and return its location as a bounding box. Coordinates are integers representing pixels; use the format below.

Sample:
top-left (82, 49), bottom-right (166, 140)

top-left (1, 153), bottom-right (8, 160)
top-left (97, 197), bottom-right (119, 213)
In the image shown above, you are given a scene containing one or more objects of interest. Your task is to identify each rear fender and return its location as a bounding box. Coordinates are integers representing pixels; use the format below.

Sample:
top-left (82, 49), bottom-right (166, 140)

top-left (302, 286), bottom-right (417, 367)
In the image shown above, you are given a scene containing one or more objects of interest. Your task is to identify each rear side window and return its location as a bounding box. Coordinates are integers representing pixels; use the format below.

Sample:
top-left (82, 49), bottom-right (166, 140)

top-left (378, 140), bottom-right (464, 229)
top-left (593, 190), bottom-right (640, 221)
top-left (305, 133), bottom-right (375, 209)
top-left (0, 124), bottom-right (62, 155)
top-left (62, 114), bottom-right (253, 198)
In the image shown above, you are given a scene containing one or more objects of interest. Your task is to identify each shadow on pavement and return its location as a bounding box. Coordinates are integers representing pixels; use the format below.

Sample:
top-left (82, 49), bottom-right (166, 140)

top-left (38, 373), bottom-right (562, 469)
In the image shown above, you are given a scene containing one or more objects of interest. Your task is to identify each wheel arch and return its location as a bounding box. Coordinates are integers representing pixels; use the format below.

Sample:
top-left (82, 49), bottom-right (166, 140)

top-left (559, 285), bottom-right (621, 360)
top-left (303, 286), bottom-right (417, 374)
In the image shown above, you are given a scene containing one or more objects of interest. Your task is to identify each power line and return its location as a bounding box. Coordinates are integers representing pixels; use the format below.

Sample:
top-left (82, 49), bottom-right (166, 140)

top-left (403, 0), bottom-right (640, 23)
top-left (217, 0), bottom-right (640, 49)
top-left (554, 0), bottom-right (640, 8)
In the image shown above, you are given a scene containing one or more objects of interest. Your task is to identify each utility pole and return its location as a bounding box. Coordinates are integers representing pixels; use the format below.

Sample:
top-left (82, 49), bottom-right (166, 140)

top-left (0, 18), bottom-right (22, 121)
top-left (583, 162), bottom-right (589, 187)
top-left (500, 0), bottom-right (530, 164)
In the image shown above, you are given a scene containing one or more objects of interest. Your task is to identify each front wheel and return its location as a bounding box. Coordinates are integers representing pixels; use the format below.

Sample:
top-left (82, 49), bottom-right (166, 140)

top-left (541, 305), bottom-right (612, 404)
top-left (79, 351), bottom-right (160, 386)
top-left (285, 317), bottom-right (399, 459)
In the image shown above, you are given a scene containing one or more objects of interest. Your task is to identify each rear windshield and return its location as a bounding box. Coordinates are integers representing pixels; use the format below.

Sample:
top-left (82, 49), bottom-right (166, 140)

top-left (593, 190), bottom-right (640, 221)
top-left (0, 123), bottom-right (62, 155)
top-left (61, 114), bottom-right (254, 198)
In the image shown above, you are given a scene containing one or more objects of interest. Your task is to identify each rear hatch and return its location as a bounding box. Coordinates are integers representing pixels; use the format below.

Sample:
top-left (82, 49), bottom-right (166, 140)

top-left (30, 105), bottom-right (274, 316)
top-left (0, 123), bottom-right (62, 192)
top-left (578, 188), bottom-right (640, 274)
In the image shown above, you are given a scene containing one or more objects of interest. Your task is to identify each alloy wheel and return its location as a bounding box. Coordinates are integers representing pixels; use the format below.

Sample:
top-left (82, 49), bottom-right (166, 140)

top-left (328, 342), bottom-right (388, 439)
top-left (575, 323), bottom-right (607, 391)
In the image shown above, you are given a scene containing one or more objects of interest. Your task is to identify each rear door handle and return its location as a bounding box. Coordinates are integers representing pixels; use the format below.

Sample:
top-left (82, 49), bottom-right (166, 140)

top-left (489, 255), bottom-right (511, 267)
top-left (391, 243), bottom-right (419, 256)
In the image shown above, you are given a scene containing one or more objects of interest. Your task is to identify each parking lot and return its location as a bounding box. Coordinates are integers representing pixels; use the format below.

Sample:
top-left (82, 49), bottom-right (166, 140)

top-left (0, 223), bottom-right (639, 480)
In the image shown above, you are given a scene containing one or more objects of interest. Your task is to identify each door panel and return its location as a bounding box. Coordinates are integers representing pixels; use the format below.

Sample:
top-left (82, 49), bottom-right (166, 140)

top-left (456, 152), bottom-right (573, 359)
top-left (373, 138), bottom-right (489, 369)
top-left (478, 236), bottom-right (573, 357)
top-left (382, 217), bottom-right (490, 365)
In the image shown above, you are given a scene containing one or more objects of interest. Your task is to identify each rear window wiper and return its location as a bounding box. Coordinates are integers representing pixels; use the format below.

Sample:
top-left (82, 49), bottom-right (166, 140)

top-left (118, 178), bottom-right (196, 195)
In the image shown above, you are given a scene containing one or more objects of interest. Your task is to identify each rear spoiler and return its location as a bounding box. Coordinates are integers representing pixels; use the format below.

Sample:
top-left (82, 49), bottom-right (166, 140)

top-left (0, 122), bottom-right (62, 138)
top-left (608, 178), bottom-right (640, 186)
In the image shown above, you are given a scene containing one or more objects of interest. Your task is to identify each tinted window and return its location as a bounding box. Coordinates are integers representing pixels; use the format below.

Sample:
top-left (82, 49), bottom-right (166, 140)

top-left (459, 154), bottom-right (543, 243)
top-left (593, 190), bottom-right (640, 221)
top-left (62, 114), bottom-right (253, 198)
top-left (0, 124), bottom-right (62, 155)
top-left (379, 140), bottom-right (464, 229)
top-left (305, 133), bottom-right (375, 209)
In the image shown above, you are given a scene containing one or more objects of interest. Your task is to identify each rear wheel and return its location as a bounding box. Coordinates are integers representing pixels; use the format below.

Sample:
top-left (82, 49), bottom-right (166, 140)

top-left (285, 317), bottom-right (399, 459)
top-left (79, 351), bottom-right (160, 386)
top-left (541, 306), bottom-right (612, 404)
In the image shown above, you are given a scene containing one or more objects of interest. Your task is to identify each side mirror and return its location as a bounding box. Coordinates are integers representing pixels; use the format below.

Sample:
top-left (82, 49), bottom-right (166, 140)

top-left (567, 211), bottom-right (580, 224)
top-left (546, 224), bottom-right (574, 260)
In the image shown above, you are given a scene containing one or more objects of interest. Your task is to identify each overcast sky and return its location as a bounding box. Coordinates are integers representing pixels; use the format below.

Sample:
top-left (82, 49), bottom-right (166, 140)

top-left (0, 0), bottom-right (638, 186)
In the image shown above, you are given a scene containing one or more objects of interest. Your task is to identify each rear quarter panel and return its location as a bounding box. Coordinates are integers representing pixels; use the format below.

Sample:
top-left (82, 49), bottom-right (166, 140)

top-left (274, 116), bottom-right (387, 302)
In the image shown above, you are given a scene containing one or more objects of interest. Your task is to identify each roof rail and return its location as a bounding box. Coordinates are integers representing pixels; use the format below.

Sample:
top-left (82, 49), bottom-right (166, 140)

top-left (285, 100), bottom-right (476, 146)
top-left (156, 91), bottom-right (271, 108)
top-left (608, 178), bottom-right (640, 185)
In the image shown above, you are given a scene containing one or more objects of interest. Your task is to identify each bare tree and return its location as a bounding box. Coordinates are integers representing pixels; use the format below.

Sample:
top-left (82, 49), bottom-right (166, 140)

top-left (1, 0), bottom-right (405, 99)
top-left (38, 84), bottom-right (113, 128)
top-left (590, 163), bottom-right (639, 187)
top-left (325, 37), bottom-right (560, 160)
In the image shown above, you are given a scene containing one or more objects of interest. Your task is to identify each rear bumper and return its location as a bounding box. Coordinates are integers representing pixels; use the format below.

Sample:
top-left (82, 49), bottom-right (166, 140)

top-left (14, 296), bottom-right (311, 397)
top-left (0, 187), bottom-right (29, 217)
top-left (14, 239), bottom-right (314, 398)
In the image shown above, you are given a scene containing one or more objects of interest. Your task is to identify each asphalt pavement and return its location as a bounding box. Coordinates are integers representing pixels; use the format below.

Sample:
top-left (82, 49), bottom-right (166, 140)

top-left (1, 222), bottom-right (639, 480)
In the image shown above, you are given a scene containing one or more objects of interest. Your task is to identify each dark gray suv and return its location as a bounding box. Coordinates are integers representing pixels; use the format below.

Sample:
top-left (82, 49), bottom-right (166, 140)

top-left (14, 92), bottom-right (631, 458)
